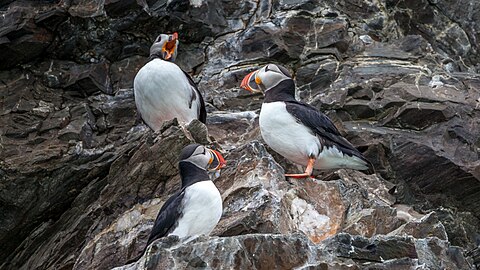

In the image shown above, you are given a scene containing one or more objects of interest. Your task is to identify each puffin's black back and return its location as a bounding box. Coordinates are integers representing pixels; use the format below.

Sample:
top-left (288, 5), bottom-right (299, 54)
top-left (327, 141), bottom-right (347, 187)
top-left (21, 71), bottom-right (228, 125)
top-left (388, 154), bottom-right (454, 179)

top-left (125, 188), bottom-right (185, 264)
top-left (182, 71), bottom-right (207, 124)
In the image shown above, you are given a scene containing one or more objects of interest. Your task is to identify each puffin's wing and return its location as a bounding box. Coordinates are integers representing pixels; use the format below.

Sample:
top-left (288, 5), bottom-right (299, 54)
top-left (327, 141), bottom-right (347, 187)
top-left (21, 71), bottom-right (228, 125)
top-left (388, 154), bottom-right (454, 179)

top-left (145, 189), bottom-right (185, 247)
top-left (182, 70), bottom-right (207, 124)
top-left (285, 100), bottom-right (371, 164)
top-left (125, 189), bottom-right (186, 263)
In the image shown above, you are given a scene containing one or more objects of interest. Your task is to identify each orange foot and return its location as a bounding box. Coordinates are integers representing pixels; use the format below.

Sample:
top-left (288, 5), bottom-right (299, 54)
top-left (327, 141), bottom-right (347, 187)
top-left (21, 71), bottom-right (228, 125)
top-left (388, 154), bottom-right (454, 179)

top-left (285, 157), bottom-right (316, 179)
top-left (285, 173), bottom-right (312, 179)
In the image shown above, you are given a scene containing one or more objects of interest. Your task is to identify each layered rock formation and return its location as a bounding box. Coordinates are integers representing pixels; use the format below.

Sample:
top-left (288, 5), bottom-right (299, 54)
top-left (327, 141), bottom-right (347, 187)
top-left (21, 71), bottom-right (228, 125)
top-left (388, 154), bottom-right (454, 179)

top-left (0, 0), bottom-right (479, 269)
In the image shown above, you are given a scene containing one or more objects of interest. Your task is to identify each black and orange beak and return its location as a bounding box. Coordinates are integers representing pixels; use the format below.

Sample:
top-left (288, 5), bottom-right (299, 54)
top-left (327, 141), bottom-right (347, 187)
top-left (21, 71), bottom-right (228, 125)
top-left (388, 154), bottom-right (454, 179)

top-left (240, 70), bottom-right (262, 93)
top-left (208, 149), bottom-right (226, 170)
top-left (163, 32), bottom-right (178, 60)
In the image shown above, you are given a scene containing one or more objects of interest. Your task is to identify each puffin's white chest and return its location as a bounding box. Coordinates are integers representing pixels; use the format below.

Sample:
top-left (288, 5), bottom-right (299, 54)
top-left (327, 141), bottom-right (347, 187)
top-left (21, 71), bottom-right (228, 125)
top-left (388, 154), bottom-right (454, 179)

top-left (170, 181), bottom-right (222, 239)
top-left (134, 59), bottom-right (199, 130)
top-left (259, 102), bottom-right (321, 165)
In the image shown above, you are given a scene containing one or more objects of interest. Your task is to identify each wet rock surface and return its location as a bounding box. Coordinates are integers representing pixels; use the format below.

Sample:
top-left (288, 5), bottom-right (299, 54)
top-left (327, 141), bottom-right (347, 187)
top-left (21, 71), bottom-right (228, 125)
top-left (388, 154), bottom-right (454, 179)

top-left (0, 0), bottom-right (479, 269)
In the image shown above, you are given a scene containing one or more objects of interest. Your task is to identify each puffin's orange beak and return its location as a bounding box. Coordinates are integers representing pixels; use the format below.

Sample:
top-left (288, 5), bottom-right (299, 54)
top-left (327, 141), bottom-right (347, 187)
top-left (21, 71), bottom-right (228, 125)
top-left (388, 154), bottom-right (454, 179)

top-left (240, 71), bottom-right (255, 92)
top-left (240, 70), bottom-right (262, 93)
top-left (209, 149), bottom-right (226, 170)
top-left (163, 32), bottom-right (178, 60)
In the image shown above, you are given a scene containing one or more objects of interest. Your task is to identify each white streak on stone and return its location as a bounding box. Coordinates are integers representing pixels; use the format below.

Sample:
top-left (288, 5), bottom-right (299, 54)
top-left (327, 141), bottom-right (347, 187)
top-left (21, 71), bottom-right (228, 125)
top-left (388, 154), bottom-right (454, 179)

top-left (189, 0), bottom-right (204, 8)
top-left (290, 197), bottom-right (330, 238)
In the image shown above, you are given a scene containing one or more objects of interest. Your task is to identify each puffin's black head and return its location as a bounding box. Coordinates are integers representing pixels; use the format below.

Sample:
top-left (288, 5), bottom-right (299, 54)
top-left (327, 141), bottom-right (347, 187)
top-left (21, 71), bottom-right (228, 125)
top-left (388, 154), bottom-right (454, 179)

top-left (150, 32), bottom-right (179, 62)
top-left (240, 64), bottom-right (292, 93)
top-left (179, 144), bottom-right (226, 171)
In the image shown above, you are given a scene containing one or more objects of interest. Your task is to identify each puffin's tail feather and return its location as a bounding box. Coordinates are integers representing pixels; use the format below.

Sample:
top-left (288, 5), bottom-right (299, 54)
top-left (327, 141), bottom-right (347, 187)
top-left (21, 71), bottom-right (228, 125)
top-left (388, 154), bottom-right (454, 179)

top-left (362, 159), bottom-right (375, 175)
top-left (351, 150), bottom-right (375, 175)
top-left (125, 247), bottom-right (147, 265)
top-left (355, 150), bottom-right (375, 175)
top-left (335, 143), bottom-right (375, 174)
top-left (125, 238), bottom-right (155, 265)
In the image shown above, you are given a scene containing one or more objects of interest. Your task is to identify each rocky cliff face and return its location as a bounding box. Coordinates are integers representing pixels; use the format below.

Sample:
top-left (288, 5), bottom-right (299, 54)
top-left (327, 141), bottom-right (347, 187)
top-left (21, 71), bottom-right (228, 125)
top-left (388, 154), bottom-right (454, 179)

top-left (1, 0), bottom-right (479, 269)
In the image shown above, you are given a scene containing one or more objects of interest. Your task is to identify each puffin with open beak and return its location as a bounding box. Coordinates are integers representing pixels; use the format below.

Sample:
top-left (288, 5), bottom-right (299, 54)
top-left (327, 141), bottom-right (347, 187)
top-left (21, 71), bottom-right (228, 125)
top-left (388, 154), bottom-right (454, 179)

top-left (134, 33), bottom-right (207, 131)
top-left (240, 63), bottom-right (373, 178)
top-left (129, 144), bottom-right (226, 263)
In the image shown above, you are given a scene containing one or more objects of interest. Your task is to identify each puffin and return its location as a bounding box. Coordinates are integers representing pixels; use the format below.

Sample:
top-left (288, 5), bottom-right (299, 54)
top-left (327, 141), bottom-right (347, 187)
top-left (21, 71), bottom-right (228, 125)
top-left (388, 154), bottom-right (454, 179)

top-left (240, 63), bottom-right (373, 178)
top-left (129, 144), bottom-right (226, 263)
top-left (134, 33), bottom-right (207, 131)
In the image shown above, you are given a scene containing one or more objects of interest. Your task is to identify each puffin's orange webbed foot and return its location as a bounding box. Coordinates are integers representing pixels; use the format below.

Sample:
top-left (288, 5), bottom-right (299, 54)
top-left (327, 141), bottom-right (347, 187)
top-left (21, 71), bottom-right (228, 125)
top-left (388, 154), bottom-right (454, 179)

top-left (285, 157), bottom-right (316, 179)
top-left (285, 172), bottom-right (312, 179)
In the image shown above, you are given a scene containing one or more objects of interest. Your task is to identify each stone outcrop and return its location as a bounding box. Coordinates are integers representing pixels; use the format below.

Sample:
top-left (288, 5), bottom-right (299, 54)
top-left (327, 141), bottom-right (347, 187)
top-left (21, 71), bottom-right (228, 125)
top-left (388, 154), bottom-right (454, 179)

top-left (113, 233), bottom-right (472, 270)
top-left (0, 0), bottom-right (479, 269)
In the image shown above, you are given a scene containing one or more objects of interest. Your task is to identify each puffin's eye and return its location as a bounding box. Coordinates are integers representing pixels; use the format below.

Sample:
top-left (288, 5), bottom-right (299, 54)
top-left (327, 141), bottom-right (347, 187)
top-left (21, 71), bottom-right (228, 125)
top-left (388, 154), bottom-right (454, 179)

top-left (156, 36), bottom-right (162, 42)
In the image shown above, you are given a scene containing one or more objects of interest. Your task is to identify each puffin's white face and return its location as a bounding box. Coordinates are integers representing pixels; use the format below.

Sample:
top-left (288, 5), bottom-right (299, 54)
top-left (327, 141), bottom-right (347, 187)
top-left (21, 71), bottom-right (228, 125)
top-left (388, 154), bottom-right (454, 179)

top-left (240, 64), bottom-right (292, 93)
top-left (180, 144), bottom-right (226, 171)
top-left (150, 32), bottom-right (179, 61)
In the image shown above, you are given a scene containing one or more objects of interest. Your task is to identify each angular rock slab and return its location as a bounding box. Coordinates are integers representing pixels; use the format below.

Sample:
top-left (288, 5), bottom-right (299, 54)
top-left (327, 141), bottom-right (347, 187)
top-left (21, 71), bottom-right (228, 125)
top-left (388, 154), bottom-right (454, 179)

top-left (115, 232), bottom-right (473, 270)
top-left (117, 234), bottom-right (325, 270)
top-left (212, 141), bottom-right (350, 243)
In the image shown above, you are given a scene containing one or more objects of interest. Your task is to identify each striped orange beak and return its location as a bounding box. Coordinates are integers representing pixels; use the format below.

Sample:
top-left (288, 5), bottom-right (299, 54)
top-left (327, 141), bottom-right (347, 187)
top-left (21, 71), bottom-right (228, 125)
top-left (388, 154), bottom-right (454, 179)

top-left (208, 149), bottom-right (226, 170)
top-left (240, 70), bottom-right (262, 93)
